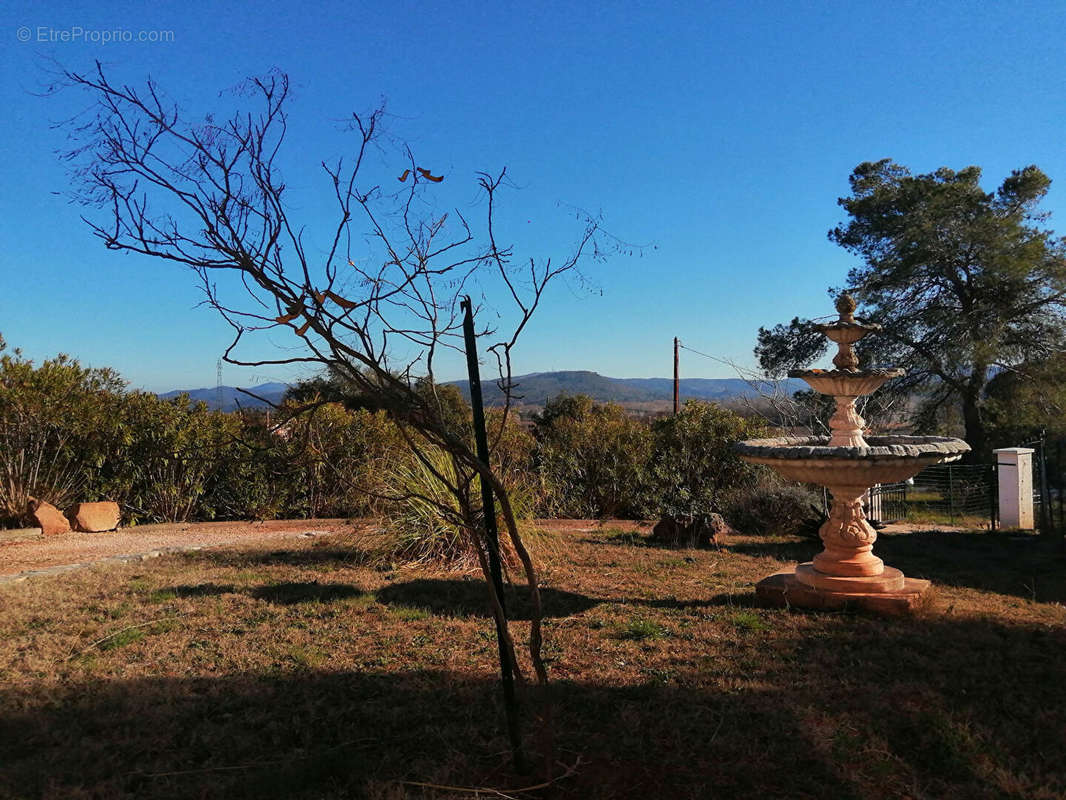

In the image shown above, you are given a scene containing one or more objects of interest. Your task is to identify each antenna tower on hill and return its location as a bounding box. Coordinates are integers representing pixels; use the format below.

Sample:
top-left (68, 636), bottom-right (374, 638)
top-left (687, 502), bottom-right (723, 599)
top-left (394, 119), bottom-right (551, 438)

top-left (216, 359), bottom-right (223, 411)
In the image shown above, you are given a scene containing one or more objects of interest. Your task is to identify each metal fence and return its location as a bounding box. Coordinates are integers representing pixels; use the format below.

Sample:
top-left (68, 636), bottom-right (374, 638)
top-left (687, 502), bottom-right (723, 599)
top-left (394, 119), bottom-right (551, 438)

top-left (871, 463), bottom-right (997, 529)
top-left (1025, 434), bottom-right (1066, 540)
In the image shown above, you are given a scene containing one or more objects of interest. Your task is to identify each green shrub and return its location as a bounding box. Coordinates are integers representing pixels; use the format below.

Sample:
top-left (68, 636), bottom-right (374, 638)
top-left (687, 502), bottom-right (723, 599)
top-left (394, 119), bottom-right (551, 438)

top-left (0, 343), bottom-right (127, 525)
top-left (726, 484), bottom-right (823, 537)
top-left (282, 402), bottom-right (387, 518)
top-left (101, 392), bottom-right (234, 523)
top-left (534, 394), bottom-right (652, 518)
top-left (377, 445), bottom-right (471, 566)
top-left (0, 339), bottom-right (803, 537)
top-left (200, 412), bottom-right (294, 521)
top-left (647, 400), bottom-right (769, 520)
top-left (203, 404), bottom-right (406, 522)
top-left (485, 408), bottom-right (540, 521)
top-left (614, 618), bottom-right (670, 641)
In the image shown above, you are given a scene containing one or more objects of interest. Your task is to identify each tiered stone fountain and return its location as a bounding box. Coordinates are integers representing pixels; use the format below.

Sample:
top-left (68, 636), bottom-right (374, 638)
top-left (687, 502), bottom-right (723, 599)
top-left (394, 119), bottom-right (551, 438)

top-left (735, 294), bottom-right (970, 614)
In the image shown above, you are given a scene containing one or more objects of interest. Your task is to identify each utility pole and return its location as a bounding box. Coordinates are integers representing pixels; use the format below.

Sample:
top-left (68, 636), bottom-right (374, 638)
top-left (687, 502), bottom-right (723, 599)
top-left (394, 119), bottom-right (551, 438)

top-left (673, 337), bottom-right (680, 415)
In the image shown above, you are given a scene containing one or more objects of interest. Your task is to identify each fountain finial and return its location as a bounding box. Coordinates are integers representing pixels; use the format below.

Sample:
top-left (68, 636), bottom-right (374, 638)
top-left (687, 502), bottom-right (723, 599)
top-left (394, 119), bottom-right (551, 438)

top-left (835, 292), bottom-right (857, 323)
top-left (814, 292), bottom-right (872, 372)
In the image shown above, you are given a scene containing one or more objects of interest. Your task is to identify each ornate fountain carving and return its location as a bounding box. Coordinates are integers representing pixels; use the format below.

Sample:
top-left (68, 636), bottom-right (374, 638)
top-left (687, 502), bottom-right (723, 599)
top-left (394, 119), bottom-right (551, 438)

top-left (735, 294), bottom-right (970, 614)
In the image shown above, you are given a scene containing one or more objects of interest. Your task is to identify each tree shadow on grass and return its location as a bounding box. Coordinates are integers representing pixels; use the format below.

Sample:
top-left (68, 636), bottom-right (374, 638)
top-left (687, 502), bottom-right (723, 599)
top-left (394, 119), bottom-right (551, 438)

top-left (874, 531), bottom-right (1066, 603)
top-left (171, 583), bottom-right (238, 598)
top-left (184, 546), bottom-right (373, 570)
top-left (378, 580), bottom-right (757, 618)
top-left (730, 530), bottom-right (1066, 604)
top-left (162, 581), bottom-right (366, 605)
top-left (250, 582), bottom-right (366, 605)
top-left (374, 577), bottom-right (601, 620)
top-left (2, 615), bottom-right (1064, 799)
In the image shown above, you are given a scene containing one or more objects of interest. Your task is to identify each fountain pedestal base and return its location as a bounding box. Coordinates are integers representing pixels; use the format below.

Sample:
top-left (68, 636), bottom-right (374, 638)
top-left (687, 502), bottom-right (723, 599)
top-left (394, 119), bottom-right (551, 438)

top-left (755, 568), bottom-right (932, 616)
top-left (795, 563), bottom-right (905, 592)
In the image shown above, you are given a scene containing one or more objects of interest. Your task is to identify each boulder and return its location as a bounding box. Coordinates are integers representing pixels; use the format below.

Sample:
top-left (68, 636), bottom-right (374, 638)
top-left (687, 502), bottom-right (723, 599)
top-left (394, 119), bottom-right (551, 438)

top-left (651, 516), bottom-right (684, 544)
top-left (702, 513), bottom-right (735, 546)
top-left (29, 499), bottom-right (71, 535)
top-left (650, 513), bottom-right (734, 549)
top-left (67, 501), bottom-right (121, 532)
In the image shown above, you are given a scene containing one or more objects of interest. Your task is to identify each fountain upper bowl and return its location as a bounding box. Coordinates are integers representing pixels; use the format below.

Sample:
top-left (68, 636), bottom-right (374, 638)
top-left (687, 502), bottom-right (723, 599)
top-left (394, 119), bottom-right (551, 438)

top-left (734, 434), bottom-right (970, 485)
top-left (788, 368), bottom-right (905, 396)
top-left (813, 320), bottom-right (878, 345)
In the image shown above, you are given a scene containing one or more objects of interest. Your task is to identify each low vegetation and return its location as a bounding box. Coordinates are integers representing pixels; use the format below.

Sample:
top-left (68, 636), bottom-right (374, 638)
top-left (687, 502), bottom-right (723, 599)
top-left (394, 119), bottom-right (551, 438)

top-left (2, 342), bottom-right (809, 539)
top-left (1, 524), bottom-right (1063, 798)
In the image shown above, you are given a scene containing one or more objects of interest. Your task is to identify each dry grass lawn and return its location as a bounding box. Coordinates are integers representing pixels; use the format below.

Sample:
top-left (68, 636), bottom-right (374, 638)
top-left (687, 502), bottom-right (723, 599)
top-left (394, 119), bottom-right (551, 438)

top-left (1, 522), bottom-right (1064, 799)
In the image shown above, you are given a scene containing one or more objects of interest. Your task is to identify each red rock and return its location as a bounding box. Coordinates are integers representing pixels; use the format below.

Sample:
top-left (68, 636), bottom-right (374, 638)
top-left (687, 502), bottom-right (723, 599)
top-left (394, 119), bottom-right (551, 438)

top-left (67, 502), bottom-right (121, 532)
top-left (30, 499), bottom-right (71, 535)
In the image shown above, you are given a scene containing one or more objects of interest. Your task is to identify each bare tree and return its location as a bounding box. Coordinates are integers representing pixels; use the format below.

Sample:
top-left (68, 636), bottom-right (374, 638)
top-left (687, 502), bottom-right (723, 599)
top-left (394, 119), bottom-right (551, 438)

top-left (56, 62), bottom-right (626, 766)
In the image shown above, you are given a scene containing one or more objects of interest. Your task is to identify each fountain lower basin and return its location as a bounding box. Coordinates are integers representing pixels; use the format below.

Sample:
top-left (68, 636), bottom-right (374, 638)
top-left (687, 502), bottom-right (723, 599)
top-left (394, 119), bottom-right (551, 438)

top-left (734, 435), bottom-right (969, 485)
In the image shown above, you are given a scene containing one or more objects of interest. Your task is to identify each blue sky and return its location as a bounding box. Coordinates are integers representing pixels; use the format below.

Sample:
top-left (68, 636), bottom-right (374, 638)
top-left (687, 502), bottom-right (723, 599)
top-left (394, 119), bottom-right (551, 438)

top-left (3, 1), bottom-right (1066, 392)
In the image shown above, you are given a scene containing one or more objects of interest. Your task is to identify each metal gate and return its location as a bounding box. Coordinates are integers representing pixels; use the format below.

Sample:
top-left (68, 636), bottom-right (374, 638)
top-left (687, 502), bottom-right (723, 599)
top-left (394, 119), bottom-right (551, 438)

top-left (869, 482), bottom-right (907, 524)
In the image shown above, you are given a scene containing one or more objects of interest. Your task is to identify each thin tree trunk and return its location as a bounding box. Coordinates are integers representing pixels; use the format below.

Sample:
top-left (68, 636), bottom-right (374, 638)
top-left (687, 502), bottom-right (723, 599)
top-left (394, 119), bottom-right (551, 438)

top-left (962, 374), bottom-right (988, 463)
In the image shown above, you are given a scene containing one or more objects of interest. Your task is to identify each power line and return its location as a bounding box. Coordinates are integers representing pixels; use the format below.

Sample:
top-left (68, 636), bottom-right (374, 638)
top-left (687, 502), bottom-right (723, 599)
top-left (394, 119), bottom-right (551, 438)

top-left (677, 342), bottom-right (739, 368)
top-left (678, 343), bottom-right (799, 388)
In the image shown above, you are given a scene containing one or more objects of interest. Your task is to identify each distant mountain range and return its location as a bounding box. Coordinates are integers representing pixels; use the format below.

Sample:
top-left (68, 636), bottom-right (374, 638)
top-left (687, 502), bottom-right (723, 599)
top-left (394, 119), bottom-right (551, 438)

top-left (449, 371), bottom-right (805, 407)
top-left (158, 382), bottom-right (289, 412)
top-left (159, 371), bottom-right (804, 412)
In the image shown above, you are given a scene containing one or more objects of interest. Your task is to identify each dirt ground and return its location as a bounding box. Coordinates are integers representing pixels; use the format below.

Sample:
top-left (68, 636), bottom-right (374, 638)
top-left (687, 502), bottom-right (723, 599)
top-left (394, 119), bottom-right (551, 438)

top-left (0, 519), bottom-right (655, 581)
top-left (0, 518), bottom-right (962, 582)
top-left (0, 519), bottom-right (362, 579)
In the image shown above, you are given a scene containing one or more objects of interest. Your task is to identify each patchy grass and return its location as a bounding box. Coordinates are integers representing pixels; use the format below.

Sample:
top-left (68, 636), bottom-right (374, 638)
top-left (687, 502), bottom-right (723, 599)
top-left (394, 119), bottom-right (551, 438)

top-left (613, 617), bottom-right (671, 641)
top-left (602, 527), bottom-right (646, 546)
top-left (388, 604), bottom-right (431, 622)
top-left (97, 627), bottom-right (148, 651)
top-left (728, 610), bottom-right (770, 632)
top-left (0, 526), bottom-right (1064, 799)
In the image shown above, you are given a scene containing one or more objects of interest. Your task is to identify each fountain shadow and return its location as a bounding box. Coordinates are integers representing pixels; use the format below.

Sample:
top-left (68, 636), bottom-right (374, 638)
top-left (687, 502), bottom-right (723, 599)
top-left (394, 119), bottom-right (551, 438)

top-left (730, 530), bottom-right (1066, 604)
top-left (872, 530), bottom-right (1066, 604)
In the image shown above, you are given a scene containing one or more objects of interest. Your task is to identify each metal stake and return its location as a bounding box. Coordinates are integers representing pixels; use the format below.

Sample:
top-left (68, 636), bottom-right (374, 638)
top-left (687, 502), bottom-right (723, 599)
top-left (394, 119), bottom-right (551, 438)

top-left (460, 296), bottom-right (525, 772)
